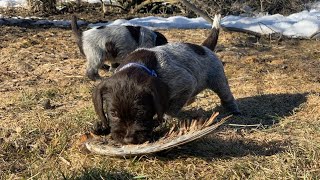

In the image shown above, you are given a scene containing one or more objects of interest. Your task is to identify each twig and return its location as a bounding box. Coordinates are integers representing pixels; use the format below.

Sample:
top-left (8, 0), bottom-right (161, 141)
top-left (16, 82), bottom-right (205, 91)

top-left (259, 22), bottom-right (278, 34)
top-left (103, 4), bottom-right (128, 12)
top-left (133, 0), bottom-right (174, 13)
top-left (26, 172), bottom-right (41, 180)
top-left (221, 26), bottom-right (262, 38)
top-left (310, 31), bottom-right (320, 39)
top-left (258, 22), bottom-right (285, 42)
top-left (179, 0), bottom-right (213, 23)
top-left (227, 123), bottom-right (262, 127)
top-left (59, 156), bottom-right (71, 166)
top-left (228, 75), bottom-right (253, 81)
top-left (65, 75), bottom-right (83, 78)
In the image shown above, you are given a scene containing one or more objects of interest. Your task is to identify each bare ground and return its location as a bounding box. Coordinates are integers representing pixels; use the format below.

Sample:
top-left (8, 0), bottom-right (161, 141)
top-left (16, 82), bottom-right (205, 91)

top-left (0, 23), bottom-right (320, 179)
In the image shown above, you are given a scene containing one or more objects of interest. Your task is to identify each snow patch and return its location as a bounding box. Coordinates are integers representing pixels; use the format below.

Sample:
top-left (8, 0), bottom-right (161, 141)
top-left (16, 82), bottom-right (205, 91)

top-left (0, 0), bottom-right (320, 38)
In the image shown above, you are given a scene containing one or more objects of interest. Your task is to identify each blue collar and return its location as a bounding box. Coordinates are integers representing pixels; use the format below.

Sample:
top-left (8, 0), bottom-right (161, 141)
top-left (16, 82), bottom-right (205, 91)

top-left (116, 62), bottom-right (158, 77)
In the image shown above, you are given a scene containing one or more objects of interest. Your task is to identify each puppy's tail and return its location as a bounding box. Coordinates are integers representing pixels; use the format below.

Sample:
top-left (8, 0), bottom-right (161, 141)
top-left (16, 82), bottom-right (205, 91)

top-left (201, 14), bottom-right (221, 51)
top-left (92, 82), bottom-right (110, 133)
top-left (71, 15), bottom-right (85, 56)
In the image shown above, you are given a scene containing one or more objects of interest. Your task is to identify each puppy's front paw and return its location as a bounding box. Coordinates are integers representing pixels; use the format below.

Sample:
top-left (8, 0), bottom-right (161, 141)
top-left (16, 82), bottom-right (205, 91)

top-left (231, 111), bottom-right (242, 116)
top-left (91, 121), bottom-right (110, 135)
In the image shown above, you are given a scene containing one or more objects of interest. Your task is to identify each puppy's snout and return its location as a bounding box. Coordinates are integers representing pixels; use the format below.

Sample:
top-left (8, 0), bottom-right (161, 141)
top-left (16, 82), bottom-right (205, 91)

top-left (124, 130), bottom-right (148, 144)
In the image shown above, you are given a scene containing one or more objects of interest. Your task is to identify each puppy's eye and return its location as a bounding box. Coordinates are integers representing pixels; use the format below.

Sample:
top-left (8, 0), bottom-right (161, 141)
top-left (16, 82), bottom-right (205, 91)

top-left (110, 111), bottom-right (118, 118)
top-left (136, 111), bottom-right (145, 117)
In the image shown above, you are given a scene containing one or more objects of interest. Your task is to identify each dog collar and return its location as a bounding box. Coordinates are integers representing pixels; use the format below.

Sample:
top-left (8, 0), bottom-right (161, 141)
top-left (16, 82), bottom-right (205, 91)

top-left (116, 62), bottom-right (158, 77)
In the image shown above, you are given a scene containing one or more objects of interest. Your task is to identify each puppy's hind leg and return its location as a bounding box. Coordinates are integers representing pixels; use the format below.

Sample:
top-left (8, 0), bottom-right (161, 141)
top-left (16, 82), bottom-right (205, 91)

top-left (86, 53), bottom-right (105, 81)
top-left (207, 70), bottom-right (240, 115)
top-left (109, 63), bottom-right (120, 72)
top-left (86, 63), bottom-right (101, 81)
top-left (101, 64), bottom-right (111, 72)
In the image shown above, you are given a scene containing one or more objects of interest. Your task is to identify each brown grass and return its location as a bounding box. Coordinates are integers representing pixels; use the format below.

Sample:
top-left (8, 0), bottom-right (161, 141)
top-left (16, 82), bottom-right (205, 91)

top-left (0, 24), bottom-right (319, 179)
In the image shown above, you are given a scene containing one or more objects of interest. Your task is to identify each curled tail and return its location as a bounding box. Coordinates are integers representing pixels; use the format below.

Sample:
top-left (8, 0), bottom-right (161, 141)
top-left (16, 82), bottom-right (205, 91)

top-left (201, 14), bottom-right (221, 51)
top-left (71, 15), bottom-right (85, 56)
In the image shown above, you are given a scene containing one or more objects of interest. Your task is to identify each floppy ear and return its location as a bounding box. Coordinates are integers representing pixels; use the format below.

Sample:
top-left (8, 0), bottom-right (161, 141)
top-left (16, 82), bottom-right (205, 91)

top-left (92, 80), bottom-right (110, 133)
top-left (154, 31), bottom-right (168, 46)
top-left (150, 79), bottom-right (169, 124)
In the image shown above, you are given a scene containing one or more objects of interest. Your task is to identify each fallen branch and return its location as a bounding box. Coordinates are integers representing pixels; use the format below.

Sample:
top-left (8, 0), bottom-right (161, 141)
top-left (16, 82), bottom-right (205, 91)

top-left (178, 0), bottom-right (283, 39)
top-left (227, 123), bottom-right (263, 127)
top-left (310, 31), bottom-right (320, 39)
top-left (100, 0), bottom-right (128, 16)
top-left (179, 0), bottom-right (213, 23)
top-left (178, 0), bottom-right (263, 38)
top-left (132, 0), bottom-right (178, 13)
top-left (103, 4), bottom-right (128, 12)
top-left (221, 26), bottom-right (262, 38)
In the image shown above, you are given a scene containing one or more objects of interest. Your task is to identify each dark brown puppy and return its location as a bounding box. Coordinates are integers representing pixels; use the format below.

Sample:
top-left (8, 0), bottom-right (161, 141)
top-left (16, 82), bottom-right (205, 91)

top-left (92, 55), bottom-right (169, 144)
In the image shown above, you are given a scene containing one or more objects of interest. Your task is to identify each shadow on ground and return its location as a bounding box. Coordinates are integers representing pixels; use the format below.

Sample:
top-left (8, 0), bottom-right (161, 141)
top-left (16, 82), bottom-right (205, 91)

top-left (181, 92), bottom-right (307, 126)
top-left (156, 136), bottom-right (288, 160)
top-left (72, 168), bottom-right (134, 180)
top-left (155, 93), bottom-right (307, 160)
top-left (229, 92), bottom-right (307, 125)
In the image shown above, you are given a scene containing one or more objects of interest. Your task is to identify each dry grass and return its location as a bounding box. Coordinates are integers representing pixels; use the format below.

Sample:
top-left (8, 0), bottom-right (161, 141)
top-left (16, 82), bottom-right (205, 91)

top-left (0, 24), bottom-right (320, 179)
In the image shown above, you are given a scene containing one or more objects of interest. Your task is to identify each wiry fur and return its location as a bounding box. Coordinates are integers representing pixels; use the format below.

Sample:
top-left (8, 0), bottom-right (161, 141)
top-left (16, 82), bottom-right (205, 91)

top-left (92, 44), bottom-right (239, 144)
top-left (139, 43), bottom-right (239, 115)
top-left (202, 14), bottom-right (221, 51)
top-left (91, 14), bottom-right (236, 145)
top-left (71, 15), bottom-right (168, 81)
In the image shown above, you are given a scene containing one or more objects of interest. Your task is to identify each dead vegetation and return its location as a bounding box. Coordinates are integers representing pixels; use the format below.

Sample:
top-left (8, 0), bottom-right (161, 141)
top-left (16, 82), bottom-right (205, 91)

top-left (0, 20), bottom-right (320, 179)
top-left (186, 0), bottom-right (318, 16)
top-left (2, 0), bottom-right (318, 21)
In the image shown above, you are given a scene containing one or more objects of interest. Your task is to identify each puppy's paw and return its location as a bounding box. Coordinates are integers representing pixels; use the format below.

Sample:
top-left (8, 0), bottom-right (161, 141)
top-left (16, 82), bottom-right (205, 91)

top-left (231, 111), bottom-right (242, 116)
top-left (101, 64), bottom-right (111, 71)
top-left (86, 69), bottom-right (101, 81)
top-left (91, 121), bottom-right (110, 135)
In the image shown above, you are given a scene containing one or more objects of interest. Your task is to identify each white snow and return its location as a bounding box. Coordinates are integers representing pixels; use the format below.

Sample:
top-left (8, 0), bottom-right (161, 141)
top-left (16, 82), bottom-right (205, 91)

top-left (91, 16), bottom-right (211, 29)
top-left (88, 10), bottom-right (320, 38)
top-left (221, 9), bottom-right (320, 38)
top-left (0, 0), bottom-right (320, 38)
top-left (310, 1), bottom-right (320, 10)
top-left (0, 0), bottom-right (25, 7)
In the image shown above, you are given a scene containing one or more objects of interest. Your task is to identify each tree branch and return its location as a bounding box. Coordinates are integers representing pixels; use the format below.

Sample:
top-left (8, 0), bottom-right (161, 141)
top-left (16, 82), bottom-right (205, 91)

top-left (179, 0), bottom-right (213, 24)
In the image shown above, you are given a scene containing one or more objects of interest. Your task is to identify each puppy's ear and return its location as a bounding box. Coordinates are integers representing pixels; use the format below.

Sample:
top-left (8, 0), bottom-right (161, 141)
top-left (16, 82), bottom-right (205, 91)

top-left (150, 79), bottom-right (169, 123)
top-left (154, 31), bottom-right (168, 46)
top-left (92, 80), bottom-right (110, 134)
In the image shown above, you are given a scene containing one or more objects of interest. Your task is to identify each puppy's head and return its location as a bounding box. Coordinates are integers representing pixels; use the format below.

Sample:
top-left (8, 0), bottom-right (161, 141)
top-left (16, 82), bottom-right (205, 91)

top-left (93, 72), bottom-right (168, 144)
top-left (108, 89), bottom-right (156, 144)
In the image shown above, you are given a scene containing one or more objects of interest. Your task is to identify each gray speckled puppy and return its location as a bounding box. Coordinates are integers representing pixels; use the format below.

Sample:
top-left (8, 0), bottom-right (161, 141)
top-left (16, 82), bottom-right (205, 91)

top-left (91, 15), bottom-right (240, 144)
top-left (92, 43), bottom-right (239, 144)
top-left (141, 42), bottom-right (239, 115)
top-left (71, 16), bottom-right (168, 81)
